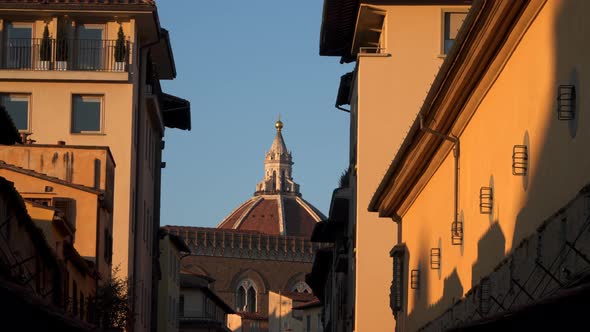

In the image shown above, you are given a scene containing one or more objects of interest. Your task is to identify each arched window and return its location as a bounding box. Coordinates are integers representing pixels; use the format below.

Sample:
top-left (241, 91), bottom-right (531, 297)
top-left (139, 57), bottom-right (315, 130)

top-left (236, 286), bottom-right (246, 311)
top-left (236, 279), bottom-right (257, 312)
top-left (292, 281), bottom-right (312, 294)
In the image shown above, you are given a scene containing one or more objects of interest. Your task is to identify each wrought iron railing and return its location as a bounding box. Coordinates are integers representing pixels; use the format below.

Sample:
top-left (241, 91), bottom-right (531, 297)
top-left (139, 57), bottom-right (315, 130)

top-left (2, 38), bottom-right (130, 72)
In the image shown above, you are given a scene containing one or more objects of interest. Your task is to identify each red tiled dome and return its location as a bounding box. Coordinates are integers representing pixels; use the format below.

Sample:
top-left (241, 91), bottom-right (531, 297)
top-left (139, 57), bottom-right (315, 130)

top-left (217, 120), bottom-right (325, 237)
top-left (217, 195), bottom-right (324, 238)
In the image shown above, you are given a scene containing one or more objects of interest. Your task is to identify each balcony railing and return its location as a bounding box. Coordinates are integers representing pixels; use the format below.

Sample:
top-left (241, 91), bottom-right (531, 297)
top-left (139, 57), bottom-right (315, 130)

top-left (2, 38), bottom-right (130, 72)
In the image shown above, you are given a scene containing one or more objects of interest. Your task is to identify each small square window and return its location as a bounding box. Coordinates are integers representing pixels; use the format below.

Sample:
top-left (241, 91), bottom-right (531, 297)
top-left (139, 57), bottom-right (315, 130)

top-left (443, 11), bottom-right (468, 55)
top-left (1, 94), bottom-right (30, 131)
top-left (72, 95), bottom-right (102, 133)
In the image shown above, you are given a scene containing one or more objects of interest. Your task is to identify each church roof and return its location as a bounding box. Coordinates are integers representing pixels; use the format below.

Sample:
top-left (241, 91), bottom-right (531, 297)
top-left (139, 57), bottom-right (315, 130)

top-left (217, 195), bottom-right (324, 237)
top-left (217, 119), bottom-right (325, 237)
top-left (269, 127), bottom-right (288, 157)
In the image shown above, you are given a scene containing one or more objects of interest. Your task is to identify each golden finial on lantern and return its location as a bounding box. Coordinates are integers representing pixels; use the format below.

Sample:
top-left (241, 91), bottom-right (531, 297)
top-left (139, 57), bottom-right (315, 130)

top-left (275, 114), bottom-right (283, 131)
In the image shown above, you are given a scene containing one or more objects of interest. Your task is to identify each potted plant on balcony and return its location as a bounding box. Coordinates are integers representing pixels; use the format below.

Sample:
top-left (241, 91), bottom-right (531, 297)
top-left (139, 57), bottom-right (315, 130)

top-left (39, 25), bottom-right (52, 70)
top-left (56, 35), bottom-right (68, 71)
top-left (114, 26), bottom-right (127, 72)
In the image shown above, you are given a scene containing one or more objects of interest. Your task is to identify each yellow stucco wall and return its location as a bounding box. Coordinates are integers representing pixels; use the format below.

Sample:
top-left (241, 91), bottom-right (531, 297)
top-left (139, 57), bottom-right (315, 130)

top-left (0, 79), bottom-right (134, 276)
top-left (399, 1), bottom-right (590, 329)
top-left (0, 168), bottom-right (113, 278)
top-left (352, 5), bottom-right (467, 331)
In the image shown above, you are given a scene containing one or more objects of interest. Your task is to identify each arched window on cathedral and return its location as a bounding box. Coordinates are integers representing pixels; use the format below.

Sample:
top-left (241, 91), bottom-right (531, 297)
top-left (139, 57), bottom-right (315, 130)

top-left (236, 279), bottom-right (257, 312)
top-left (292, 281), bottom-right (312, 294)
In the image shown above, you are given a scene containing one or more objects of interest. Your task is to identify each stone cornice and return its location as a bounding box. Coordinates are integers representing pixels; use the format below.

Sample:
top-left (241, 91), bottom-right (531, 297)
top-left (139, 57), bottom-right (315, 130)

top-left (370, 0), bottom-right (547, 218)
top-left (166, 226), bottom-right (325, 263)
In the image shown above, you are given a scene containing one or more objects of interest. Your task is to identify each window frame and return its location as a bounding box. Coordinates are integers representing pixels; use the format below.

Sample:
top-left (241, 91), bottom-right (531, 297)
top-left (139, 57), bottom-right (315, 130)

top-left (4, 21), bottom-right (34, 69)
top-left (70, 94), bottom-right (105, 134)
top-left (440, 8), bottom-right (469, 56)
top-left (0, 93), bottom-right (31, 132)
top-left (390, 244), bottom-right (407, 314)
top-left (75, 23), bottom-right (106, 70)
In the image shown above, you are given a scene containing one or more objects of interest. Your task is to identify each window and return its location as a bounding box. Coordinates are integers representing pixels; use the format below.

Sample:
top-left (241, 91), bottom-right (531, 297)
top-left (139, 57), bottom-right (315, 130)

top-left (390, 244), bottom-right (407, 313)
top-left (236, 279), bottom-right (257, 312)
top-left (72, 280), bottom-right (78, 315)
top-left (317, 313), bottom-right (322, 331)
top-left (1, 94), bottom-right (30, 131)
top-left (104, 229), bottom-right (113, 263)
top-left (5, 22), bottom-right (33, 69)
top-left (179, 295), bottom-right (184, 317)
top-left (76, 24), bottom-right (104, 70)
top-left (72, 95), bottom-right (102, 133)
top-left (80, 292), bottom-right (85, 320)
top-left (306, 315), bottom-right (311, 332)
top-left (292, 281), bottom-right (312, 294)
top-left (442, 11), bottom-right (468, 55)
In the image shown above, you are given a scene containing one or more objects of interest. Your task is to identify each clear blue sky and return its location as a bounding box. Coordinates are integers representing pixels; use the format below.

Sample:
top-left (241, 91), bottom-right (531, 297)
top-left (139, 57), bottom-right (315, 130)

top-left (158, 1), bottom-right (353, 228)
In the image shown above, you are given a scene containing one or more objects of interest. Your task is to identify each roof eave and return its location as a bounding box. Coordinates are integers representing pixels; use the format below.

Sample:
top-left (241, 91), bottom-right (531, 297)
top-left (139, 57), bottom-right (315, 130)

top-left (369, 0), bottom-right (533, 217)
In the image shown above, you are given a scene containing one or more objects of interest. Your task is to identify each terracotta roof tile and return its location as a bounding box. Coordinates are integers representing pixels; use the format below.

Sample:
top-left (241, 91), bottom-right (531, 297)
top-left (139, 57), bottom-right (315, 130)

top-left (292, 297), bottom-right (322, 310)
top-left (236, 312), bottom-right (268, 321)
top-left (0, 161), bottom-right (103, 195)
top-left (215, 195), bottom-right (322, 237)
top-left (236, 198), bottom-right (280, 235)
top-left (217, 198), bottom-right (256, 229)
top-left (283, 197), bottom-right (317, 237)
top-left (278, 291), bottom-right (317, 303)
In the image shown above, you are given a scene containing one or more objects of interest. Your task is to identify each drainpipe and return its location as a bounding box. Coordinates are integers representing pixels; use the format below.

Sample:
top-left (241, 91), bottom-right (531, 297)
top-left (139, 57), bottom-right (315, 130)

top-left (419, 115), bottom-right (460, 240)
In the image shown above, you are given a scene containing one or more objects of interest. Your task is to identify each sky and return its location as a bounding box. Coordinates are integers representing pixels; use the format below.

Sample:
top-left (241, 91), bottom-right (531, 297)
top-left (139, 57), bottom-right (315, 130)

top-left (157, 1), bottom-right (354, 228)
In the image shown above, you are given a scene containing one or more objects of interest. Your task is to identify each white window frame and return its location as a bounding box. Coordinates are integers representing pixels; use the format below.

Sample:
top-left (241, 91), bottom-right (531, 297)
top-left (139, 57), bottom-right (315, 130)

top-left (71, 94), bottom-right (104, 134)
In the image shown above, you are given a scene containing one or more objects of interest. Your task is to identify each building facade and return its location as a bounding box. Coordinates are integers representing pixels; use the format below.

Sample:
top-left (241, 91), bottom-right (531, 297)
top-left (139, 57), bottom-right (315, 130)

top-left (158, 229), bottom-right (191, 332)
top-left (268, 290), bottom-right (317, 332)
top-left (0, 1), bottom-right (191, 330)
top-left (369, 0), bottom-right (590, 331)
top-left (0, 144), bottom-right (115, 280)
top-left (179, 273), bottom-right (235, 332)
top-left (167, 120), bottom-right (324, 330)
top-left (317, 0), bottom-right (470, 330)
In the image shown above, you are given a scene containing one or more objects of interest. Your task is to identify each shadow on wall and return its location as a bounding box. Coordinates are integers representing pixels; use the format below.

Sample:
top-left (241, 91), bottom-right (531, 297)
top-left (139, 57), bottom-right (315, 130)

top-left (512, 0), bottom-right (589, 251)
top-left (406, 1), bottom-right (590, 329)
top-left (472, 222), bottom-right (505, 288)
top-left (408, 268), bottom-right (463, 331)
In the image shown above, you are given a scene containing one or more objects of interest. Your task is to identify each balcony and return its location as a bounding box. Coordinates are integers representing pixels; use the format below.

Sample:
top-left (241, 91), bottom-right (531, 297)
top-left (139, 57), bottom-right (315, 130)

top-left (0, 38), bottom-right (131, 81)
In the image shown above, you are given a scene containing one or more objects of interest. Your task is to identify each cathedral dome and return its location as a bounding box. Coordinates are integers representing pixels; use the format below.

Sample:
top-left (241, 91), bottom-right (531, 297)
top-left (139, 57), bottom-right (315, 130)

top-left (217, 120), bottom-right (325, 237)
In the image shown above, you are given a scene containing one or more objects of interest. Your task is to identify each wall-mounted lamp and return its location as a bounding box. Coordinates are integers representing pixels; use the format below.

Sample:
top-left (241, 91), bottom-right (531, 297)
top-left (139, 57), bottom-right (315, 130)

top-left (512, 145), bottom-right (528, 176)
top-left (480, 187), bottom-right (493, 214)
top-left (430, 248), bottom-right (441, 270)
top-left (410, 269), bottom-right (420, 289)
top-left (451, 220), bottom-right (463, 246)
top-left (557, 85), bottom-right (575, 120)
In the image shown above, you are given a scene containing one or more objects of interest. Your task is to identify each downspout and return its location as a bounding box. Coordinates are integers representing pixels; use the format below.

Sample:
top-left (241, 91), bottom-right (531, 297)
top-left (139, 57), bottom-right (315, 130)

top-left (419, 114), bottom-right (461, 244)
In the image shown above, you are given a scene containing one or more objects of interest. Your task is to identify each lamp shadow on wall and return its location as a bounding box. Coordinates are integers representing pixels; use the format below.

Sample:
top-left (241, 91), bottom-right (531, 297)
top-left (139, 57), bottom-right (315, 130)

top-left (511, 0), bottom-right (586, 256)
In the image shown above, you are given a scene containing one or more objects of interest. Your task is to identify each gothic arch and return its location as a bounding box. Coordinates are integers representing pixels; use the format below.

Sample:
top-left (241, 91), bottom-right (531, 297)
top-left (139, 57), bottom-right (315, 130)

top-left (229, 268), bottom-right (269, 294)
top-left (283, 272), bottom-right (312, 293)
